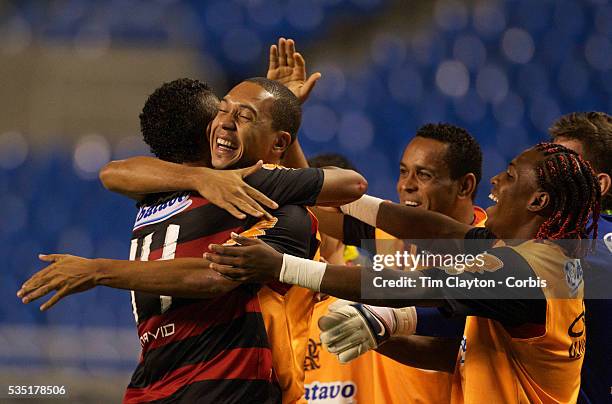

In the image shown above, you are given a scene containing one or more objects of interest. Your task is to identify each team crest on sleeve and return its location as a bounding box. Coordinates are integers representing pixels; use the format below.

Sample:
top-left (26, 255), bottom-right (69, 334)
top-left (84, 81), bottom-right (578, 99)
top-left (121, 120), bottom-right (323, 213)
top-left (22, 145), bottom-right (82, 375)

top-left (563, 259), bottom-right (583, 297)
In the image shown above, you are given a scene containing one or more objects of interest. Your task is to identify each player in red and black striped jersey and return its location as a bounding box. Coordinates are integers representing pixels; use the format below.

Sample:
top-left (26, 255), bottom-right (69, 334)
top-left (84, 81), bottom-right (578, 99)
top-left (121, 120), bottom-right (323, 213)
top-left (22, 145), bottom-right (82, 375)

top-left (125, 166), bottom-right (323, 403)
top-left (20, 73), bottom-right (365, 403)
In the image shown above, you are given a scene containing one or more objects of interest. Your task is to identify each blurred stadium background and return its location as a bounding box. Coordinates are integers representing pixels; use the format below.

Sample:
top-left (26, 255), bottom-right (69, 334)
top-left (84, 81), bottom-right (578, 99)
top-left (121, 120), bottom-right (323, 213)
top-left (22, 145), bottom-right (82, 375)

top-left (0, 0), bottom-right (610, 401)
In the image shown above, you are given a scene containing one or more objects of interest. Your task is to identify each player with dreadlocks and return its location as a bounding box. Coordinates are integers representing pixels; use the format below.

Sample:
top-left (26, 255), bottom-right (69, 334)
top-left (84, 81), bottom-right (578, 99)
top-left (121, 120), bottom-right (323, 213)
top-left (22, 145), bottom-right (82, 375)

top-left (533, 142), bottom-right (600, 253)
top-left (205, 142), bottom-right (600, 403)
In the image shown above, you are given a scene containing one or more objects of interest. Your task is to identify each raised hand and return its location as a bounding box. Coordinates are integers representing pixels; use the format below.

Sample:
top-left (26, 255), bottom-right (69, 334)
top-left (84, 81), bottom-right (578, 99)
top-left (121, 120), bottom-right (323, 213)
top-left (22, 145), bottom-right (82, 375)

top-left (266, 37), bottom-right (321, 104)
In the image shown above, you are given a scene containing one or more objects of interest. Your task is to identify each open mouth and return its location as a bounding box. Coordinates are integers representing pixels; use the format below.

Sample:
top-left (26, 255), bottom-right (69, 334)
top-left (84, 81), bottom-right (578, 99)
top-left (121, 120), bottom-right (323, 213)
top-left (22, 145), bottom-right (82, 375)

top-left (404, 200), bottom-right (421, 207)
top-left (215, 137), bottom-right (238, 154)
top-left (216, 137), bottom-right (238, 152)
top-left (488, 193), bottom-right (499, 203)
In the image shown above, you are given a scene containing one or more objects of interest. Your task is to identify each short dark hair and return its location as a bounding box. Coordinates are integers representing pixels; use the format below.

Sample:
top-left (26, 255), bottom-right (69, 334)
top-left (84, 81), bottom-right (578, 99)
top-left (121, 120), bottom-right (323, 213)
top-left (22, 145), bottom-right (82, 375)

top-left (415, 123), bottom-right (482, 200)
top-left (244, 77), bottom-right (301, 143)
top-left (549, 112), bottom-right (612, 210)
top-left (140, 78), bottom-right (219, 163)
top-left (308, 153), bottom-right (358, 172)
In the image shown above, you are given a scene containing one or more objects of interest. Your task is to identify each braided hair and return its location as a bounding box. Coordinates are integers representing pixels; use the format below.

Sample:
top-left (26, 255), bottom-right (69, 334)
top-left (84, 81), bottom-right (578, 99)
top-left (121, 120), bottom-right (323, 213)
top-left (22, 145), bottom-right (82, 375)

top-left (533, 142), bottom-right (601, 257)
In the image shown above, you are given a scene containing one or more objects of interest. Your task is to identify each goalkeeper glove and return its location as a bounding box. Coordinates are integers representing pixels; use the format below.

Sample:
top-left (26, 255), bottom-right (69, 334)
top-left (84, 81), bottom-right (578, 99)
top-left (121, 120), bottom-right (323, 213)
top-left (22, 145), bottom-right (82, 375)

top-left (319, 300), bottom-right (416, 363)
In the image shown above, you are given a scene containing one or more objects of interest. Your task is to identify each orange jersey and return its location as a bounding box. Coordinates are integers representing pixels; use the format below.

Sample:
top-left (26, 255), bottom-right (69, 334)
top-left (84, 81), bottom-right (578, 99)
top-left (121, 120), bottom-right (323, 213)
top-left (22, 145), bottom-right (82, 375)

top-left (452, 240), bottom-right (585, 404)
top-left (305, 207), bottom-right (486, 403)
top-left (235, 209), bottom-right (321, 404)
top-left (261, 285), bottom-right (317, 404)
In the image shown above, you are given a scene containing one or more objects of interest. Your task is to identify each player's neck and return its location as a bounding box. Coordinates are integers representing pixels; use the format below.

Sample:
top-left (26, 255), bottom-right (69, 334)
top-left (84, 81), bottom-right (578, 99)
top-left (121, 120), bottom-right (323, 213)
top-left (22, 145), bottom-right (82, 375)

top-left (451, 202), bottom-right (476, 225)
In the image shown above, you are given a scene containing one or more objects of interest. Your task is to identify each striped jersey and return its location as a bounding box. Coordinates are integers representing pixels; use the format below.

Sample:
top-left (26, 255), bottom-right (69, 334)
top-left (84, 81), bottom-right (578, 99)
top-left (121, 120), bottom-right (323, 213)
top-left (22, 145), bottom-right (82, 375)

top-left (124, 166), bottom-right (324, 403)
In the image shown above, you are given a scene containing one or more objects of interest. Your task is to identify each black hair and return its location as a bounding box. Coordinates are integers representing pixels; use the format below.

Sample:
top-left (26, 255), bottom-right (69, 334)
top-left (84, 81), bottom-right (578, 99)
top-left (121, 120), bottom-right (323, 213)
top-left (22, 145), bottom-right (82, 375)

top-left (415, 123), bottom-right (482, 200)
top-left (139, 78), bottom-right (219, 163)
top-left (534, 143), bottom-right (601, 257)
top-left (549, 111), bottom-right (612, 211)
top-left (308, 153), bottom-right (358, 172)
top-left (244, 77), bottom-right (301, 143)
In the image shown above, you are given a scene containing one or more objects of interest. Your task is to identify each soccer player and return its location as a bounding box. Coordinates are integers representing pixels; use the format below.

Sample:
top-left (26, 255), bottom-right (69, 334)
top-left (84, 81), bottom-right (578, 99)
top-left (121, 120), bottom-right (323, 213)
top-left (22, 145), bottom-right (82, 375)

top-left (302, 153), bottom-right (363, 403)
top-left (19, 76), bottom-right (366, 403)
top-left (206, 143), bottom-right (600, 403)
top-left (548, 112), bottom-right (612, 404)
top-left (306, 125), bottom-right (486, 403)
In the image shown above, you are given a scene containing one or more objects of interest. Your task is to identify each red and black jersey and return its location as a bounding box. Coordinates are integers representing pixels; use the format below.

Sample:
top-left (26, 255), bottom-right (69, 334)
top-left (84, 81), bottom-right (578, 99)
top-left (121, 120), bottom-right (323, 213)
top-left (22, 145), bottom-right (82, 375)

top-left (123, 166), bottom-right (323, 404)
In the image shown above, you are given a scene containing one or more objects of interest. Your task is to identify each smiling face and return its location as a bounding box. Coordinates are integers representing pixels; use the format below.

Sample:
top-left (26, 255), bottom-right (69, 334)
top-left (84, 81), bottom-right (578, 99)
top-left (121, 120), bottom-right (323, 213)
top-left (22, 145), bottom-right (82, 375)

top-left (486, 148), bottom-right (546, 239)
top-left (396, 137), bottom-right (461, 217)
top-left (209, 82), bottom-right (279, 169)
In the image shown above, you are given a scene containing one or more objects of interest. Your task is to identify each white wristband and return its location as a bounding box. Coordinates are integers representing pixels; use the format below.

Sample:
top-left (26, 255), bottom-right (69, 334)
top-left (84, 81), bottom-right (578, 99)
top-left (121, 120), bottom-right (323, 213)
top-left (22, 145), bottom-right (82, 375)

top-left (339, 194), bottom-right (384, 227)
top-left (279, 254), bottom-right (327, 292)
top-left (392, 307), bottom-right (417, 336)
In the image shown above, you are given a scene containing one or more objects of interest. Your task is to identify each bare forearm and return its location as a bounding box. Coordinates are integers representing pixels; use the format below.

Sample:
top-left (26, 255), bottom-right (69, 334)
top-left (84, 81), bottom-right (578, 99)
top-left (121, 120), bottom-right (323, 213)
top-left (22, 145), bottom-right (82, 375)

top-left (375, 335), bottom-right (459, 373)
top-left (376, 202), bottom-right (473, 253)
top-left (319, 264), bottom-right (443, 308)
top-left (96, 257), bottom-right (239, 298)
top-left (99, 157), bottom-right (204, 199)
top-left (316, 169), bottom-right (368, 206)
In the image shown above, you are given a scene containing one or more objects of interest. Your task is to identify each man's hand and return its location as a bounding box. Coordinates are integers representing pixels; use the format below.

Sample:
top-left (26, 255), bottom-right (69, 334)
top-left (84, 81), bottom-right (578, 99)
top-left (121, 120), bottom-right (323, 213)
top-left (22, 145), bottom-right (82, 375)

top-left (319, 300), bottom-right (417, 363)
top-left (266, 37), bottom-right (321, 104)
top-left (205, 233), bottom-right (283, 282)
top-left (101, 157), bottom-right (279, 220)
top-left (17, 254), bottom-right (102, 311)
top-left (194, 161), bottom-right (278, 220)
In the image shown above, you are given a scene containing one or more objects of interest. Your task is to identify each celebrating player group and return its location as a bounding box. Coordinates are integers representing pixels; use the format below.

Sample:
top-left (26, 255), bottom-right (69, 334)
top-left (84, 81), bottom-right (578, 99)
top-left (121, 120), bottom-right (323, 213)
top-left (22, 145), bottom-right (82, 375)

top-left (17, 38), bottom-right (612, 404)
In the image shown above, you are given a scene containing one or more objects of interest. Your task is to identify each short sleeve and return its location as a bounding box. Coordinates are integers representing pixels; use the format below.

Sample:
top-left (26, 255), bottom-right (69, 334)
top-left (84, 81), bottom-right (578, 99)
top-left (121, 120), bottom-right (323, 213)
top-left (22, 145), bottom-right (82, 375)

top-left (245, 166), bottom-right (324, 207)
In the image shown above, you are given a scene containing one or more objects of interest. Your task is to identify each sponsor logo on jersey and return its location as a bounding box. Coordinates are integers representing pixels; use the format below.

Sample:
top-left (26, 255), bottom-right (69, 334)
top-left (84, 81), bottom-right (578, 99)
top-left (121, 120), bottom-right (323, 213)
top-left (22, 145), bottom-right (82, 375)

top-left (133, 192), bottom-right (191, 231)
top-left (563, 259), bottom-right (583, 297)
top-left (304, 381), bottom-right (356, 403)
top-left (139, 323), bottom-right (175, 347)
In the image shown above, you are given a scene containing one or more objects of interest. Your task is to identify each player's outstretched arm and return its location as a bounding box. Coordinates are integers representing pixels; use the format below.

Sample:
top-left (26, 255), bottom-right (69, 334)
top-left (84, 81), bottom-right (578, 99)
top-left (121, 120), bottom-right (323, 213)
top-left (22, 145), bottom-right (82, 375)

top-left (17, 254), bottom-right (239, 311)
top-left (377, 201), bottom-right (473, 241)
top-left (337, 196), bottom-right (475, 254)
top-left (317, 300), bottom-right (457, 372)
top-left (315, 168), bottom-right (368, 206)
top-left (207, 233), bottom-right (442, 307)
top-left (311, 195), bottom-right (473, 252)
top-left (100, 157), bottom-right (278, 220)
